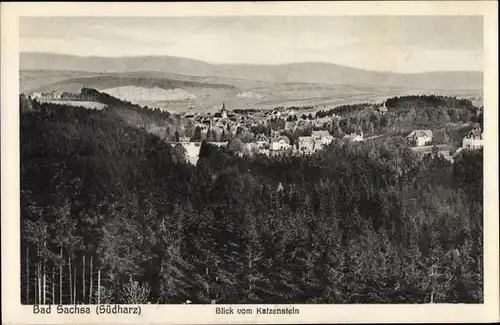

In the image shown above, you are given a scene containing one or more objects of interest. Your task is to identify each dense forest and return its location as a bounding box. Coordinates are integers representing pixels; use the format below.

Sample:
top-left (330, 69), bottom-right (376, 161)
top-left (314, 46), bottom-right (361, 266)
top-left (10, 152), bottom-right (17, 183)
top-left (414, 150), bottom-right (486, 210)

top-left (20, 94), bottom-right (483, 305)
top-left (315, 95), bottom-right (482, 139)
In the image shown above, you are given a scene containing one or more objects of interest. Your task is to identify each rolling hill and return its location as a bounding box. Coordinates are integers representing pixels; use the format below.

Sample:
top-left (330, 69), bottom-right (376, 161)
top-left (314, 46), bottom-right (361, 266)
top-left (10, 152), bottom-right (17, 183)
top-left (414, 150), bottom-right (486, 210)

top-left (21, 52), bottom-right (483, 90)
top-left (20, 53), bottom-right (484, 112)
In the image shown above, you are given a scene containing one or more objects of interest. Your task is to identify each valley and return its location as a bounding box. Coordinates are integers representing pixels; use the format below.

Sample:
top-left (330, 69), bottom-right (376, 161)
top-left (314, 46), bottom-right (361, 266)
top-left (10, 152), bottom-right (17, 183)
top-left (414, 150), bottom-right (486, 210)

top-left (20, 71), bottom-right (483, 114)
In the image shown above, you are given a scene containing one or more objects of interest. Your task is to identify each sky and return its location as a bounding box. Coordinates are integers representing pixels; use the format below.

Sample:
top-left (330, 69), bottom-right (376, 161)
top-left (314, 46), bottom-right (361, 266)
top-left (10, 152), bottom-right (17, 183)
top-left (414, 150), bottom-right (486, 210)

top-left (20, 16), bottom-right (483, 73)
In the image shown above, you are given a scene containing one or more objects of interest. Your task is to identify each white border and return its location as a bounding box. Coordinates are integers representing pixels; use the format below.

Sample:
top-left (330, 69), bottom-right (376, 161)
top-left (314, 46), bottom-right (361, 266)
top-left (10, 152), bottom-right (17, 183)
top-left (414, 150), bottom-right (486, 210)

top-left (2, 2), bottom-right (499, 324)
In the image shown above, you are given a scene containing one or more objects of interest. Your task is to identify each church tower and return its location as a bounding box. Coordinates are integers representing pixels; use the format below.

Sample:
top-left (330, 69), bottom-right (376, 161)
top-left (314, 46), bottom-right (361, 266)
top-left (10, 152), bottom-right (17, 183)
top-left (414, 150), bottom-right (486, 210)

top-left (221, 102), bottom-right (228, 119)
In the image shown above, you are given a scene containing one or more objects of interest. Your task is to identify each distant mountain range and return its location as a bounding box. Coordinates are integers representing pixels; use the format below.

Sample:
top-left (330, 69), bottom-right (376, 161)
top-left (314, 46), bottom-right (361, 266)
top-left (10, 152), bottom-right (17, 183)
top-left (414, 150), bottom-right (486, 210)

top-left (20, 52), bottom-right (483, 91)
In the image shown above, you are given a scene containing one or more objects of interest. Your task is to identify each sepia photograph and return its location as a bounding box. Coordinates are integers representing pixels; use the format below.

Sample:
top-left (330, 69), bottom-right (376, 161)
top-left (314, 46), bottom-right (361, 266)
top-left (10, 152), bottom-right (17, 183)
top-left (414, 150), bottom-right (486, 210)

top-left (2, 1), bottom-right (499, 324)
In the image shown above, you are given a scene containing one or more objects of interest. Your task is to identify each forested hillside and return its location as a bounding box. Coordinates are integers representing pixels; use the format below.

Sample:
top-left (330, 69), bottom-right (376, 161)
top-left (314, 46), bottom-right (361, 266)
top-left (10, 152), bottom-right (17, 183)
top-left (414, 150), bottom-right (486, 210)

top-left (317, 95), bottom-right (481, 139)
top-left (20, 97), bottom-right (483, 305)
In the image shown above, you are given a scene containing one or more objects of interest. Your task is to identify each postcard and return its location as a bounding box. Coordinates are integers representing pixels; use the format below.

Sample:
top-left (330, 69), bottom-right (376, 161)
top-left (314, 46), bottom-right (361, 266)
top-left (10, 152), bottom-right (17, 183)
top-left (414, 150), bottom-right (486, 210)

top-left (1, 1), bottom-right (499, 324)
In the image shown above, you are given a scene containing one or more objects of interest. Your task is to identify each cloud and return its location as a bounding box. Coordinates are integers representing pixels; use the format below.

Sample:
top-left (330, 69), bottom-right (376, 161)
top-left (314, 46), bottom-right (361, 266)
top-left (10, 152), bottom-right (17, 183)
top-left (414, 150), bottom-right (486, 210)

top-left (19, 16), bottom-right (483, 72)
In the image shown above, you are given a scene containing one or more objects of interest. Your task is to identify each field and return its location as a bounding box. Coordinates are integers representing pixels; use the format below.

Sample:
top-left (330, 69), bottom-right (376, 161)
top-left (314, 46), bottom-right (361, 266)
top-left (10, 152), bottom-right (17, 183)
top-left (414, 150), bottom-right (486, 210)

top-left (21, 70), bottom-right (483, 113)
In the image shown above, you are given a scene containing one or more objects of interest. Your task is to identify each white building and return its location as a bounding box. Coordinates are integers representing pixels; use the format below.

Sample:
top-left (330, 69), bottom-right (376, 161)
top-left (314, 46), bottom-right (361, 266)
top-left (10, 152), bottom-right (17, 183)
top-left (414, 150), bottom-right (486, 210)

top-left (297, 136), bottom-right (316, 153)
top-left (311, 130), bottom-right (334, 145)
top-left (378, 102), bottom-right (388, 115)
top-left (270, 136), bottom-right (291, 151)
top-left (255, 134), bottom-right (270, 149)
top-left (462, 126), bottom-right (483, 149)
top-left (343, 131), bottom-right (364, 143)
top-left (406, 129), bottom-right (433, 147)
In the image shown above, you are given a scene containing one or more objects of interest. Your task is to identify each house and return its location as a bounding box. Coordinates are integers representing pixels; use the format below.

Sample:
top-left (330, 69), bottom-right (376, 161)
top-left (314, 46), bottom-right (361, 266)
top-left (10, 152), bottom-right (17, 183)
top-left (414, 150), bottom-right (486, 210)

top-left (230, 124), bottom-right (240, 134)
top-left (213, 122), bottom-right (226, 134)
top-left (267, 110), bottom-right (281, 120)
top-left (297, 136), bottom-right (316, 153)
top-left (312, 130), bottom-right (334, 141)
top-left (406, 129), bottom-right (433, 147)
top-left (197, 124), bottom-right (209, 131)
top-left (270, 136), bottom-right (291, 151)
top-left (462, 125), bottom-right (483, 149)
top-left (255, 134), bottom-right (270, 149)
top-left (378, 102), bottom-right (388, 115)
top-left (297, 134), bottom-right (332, 153)
top-left (343, 131), bottom-right (364, 143)
top-left (195, 124), bottom-right (210, 137)
top-left (202, 119), bottom-right (212, 128)
top-left (311, 130), bottom-right (334, 147)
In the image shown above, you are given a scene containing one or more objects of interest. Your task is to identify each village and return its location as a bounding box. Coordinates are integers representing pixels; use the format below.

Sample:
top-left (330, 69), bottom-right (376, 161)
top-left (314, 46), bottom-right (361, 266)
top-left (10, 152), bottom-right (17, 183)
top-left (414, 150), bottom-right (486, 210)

top-left (174, 102), bottom-right (484, 164)
top-left (14, 12), bottom-right (489, 310)
top-left (26, 90), bottom-right (484, 165)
